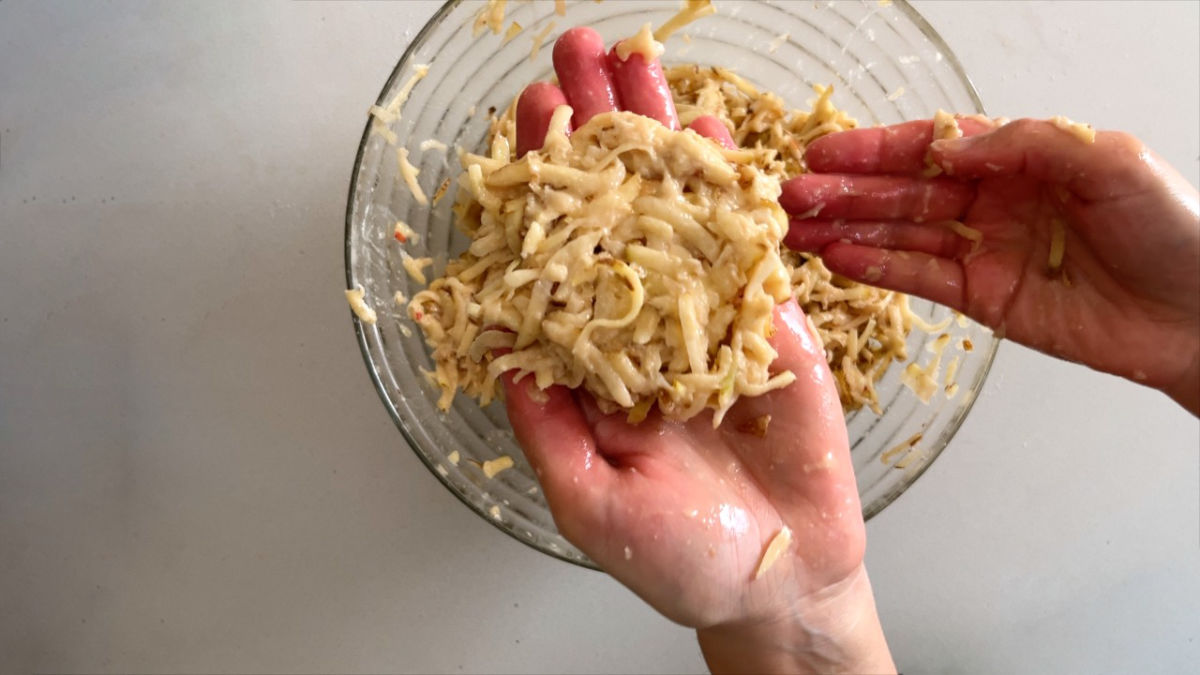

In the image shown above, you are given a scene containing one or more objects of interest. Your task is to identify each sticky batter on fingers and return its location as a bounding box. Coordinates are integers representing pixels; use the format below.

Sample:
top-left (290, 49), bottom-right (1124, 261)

top-left (608, 25), bottom-right (680, 130)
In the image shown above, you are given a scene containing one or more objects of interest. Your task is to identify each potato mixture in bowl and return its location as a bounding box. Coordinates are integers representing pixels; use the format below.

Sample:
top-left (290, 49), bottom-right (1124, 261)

top-left (407, 50), bottom-right (923, 426)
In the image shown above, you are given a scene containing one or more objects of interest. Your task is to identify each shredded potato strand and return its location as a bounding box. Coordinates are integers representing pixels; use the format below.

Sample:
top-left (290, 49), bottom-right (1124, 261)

top-left (413, 107), bottom-right (792, 425)
top-left (655, 0), bottom-right (717, 42)
top-left (665, 66), bottom-right (914, 412)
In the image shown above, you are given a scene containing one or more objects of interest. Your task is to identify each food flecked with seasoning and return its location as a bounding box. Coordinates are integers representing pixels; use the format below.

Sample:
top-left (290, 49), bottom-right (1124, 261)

top-left (403, 12), bottom-right (933, 425)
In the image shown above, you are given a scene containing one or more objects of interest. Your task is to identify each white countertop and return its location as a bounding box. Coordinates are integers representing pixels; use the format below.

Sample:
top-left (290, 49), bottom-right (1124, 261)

top-left (2, 1), bottom-right (1197, 672)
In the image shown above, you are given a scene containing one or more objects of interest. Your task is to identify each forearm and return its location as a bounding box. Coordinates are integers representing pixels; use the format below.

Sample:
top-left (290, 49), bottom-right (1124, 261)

top-left (696, 565), bottom-right (895, 675)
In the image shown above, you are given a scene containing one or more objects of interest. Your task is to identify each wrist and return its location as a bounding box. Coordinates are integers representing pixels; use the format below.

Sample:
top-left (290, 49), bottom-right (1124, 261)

top-left (696, 565), bottom-right (895, 675)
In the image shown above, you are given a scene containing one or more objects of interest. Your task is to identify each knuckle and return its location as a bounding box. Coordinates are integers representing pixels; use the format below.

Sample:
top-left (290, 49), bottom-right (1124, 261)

top-left (1007, 118), bottom-right (1043, 137)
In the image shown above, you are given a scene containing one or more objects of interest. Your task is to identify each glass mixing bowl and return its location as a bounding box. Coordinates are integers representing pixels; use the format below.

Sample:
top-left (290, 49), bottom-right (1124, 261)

top-left (345, 0), bottom-right (997, 567)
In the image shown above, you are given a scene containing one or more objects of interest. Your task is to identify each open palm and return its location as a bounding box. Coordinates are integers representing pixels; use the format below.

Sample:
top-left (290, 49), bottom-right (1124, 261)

top-left (782, 118), bottom-right (1200, 408)
top-left (504, 26), bottom-right (872, 640)
top-left (505, 302), bottom-right (861, 629)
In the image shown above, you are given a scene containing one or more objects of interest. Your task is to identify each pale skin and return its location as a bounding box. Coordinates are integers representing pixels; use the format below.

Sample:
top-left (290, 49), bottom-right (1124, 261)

top-left (784, 116), bottom-right (1200, 413)
top-left (505, 28), bottom-right (1200, 675)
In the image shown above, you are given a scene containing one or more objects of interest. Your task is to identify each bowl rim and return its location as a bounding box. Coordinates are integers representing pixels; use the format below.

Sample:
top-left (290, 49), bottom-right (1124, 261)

top-left (344, 0), bottom-right (998, 569)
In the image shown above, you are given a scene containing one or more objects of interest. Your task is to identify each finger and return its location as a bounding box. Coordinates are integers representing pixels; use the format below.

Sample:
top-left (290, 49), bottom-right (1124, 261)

top-left (929, 118), bottom-right (1151, 201)
top-left (930, 118), bottom-right (1079, 179)
top-left (502, 374), bottom-right (615, 530)
top-left (779, 174), bottom-right (975, 222)
top-left (687, 115), bottom-right (736, 150)
top-left (785, 218), bottom-right (970, 259)
top-left (806, 117), bottom-right (994, 175)
top-left (818, 241), bottom-right (967, 311)
top-left (552, 27), bottom-right (621, 128)
top-left (516, 82), bottom-right (569, 157)
top-left (608, 44), bottom-right (680, 130)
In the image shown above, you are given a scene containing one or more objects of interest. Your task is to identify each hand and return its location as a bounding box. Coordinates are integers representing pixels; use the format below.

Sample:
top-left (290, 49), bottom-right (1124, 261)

top-left (506, 27), bottom-right (895, 674)
top-left (781, 118), bottom-right (1200, 413)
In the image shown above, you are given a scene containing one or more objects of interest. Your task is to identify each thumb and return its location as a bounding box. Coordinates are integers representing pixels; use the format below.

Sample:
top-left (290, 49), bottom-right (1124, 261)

top-left (720, 300), bottom-right (848, 454)
top-left (717, 300), bottom-right (857, 510)
top-left (501, 374), bottom-right (616, 541)
top-left (767, 300), bottom-right (845, 425)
